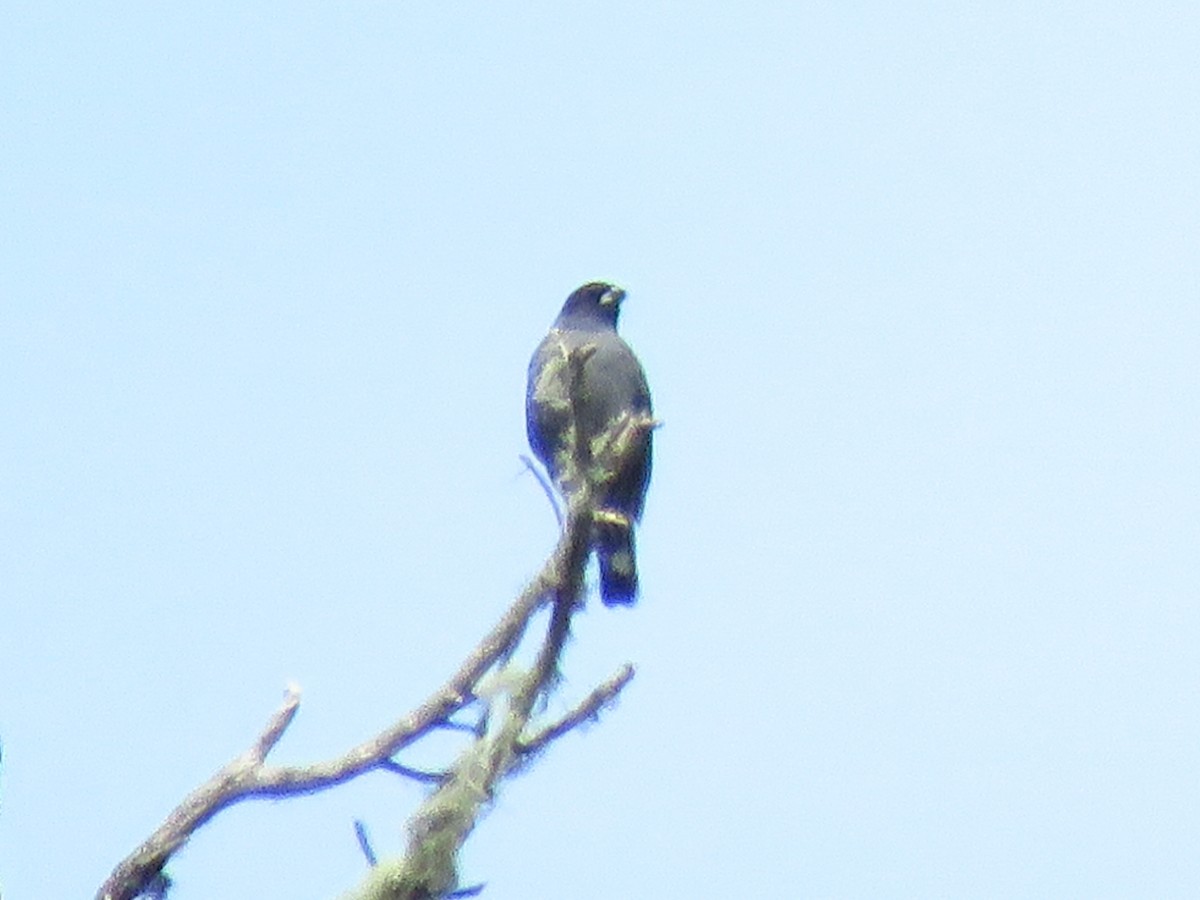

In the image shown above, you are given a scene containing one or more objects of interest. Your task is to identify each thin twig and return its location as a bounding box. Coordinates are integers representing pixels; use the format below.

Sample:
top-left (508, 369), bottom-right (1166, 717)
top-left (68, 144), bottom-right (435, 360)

top-left (379, 760), bottom-right (450, 785)
top-left (354, 820), bottom-right (378, 867)
top-left (520, 453), bottom-right (563, 526)
top-left (517, 663), bottom-right (636, 758)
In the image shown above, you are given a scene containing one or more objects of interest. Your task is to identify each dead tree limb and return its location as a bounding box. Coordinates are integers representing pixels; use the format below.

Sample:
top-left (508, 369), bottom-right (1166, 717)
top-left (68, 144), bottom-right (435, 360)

top-left (97, 346), bottom-right (652, 900)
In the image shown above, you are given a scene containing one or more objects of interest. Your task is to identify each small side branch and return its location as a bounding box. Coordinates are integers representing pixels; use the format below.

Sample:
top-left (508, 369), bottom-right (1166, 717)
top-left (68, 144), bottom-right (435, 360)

top-left (517, 663), bottom-right (636, 759)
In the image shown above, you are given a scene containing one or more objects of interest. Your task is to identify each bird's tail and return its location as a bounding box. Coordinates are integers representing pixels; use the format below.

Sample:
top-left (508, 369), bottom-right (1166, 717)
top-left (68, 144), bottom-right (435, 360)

top-left (594, 513), bottom-right (638, 607)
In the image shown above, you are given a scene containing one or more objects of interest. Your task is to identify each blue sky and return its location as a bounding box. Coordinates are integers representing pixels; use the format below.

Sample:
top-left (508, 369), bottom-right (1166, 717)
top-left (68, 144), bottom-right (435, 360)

top-left (2, 2), bottom-right (1198, 897)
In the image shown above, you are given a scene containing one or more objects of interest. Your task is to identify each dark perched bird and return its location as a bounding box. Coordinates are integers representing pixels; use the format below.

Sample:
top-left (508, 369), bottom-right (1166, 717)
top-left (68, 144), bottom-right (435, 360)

top-left (526, 282), bottom-right (654, 606)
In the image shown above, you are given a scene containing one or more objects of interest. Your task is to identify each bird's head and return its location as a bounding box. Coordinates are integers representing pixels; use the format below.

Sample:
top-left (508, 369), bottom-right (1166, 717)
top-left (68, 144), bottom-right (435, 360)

top-left (555, 282), bottom-right (626, 329)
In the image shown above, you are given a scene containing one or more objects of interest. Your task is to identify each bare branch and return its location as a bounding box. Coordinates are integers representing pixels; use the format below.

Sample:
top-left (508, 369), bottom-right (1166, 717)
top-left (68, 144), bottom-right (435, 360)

top-left (342, 496), bottom-right (598, 900)
top-left (338, 345), bottom-right (643, 900)
top-left (97, 343), bottom-right (647, 900)
top-left (250, 683), bottom-right (302, 761)
top-left (517, 663), bottom-right (636, 758)
top-left (96, 502), bottom-right (591, 900)
top-left (96, 688), bottom-right (303, 900)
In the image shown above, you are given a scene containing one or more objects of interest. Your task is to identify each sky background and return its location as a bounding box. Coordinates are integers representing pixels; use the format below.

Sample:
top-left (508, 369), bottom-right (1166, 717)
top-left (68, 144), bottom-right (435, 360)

top-left (2, 2), bottom-right (1198, 898)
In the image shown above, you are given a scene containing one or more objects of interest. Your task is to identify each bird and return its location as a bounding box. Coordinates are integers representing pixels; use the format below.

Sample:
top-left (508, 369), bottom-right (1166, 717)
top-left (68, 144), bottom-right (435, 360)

top-left (526, 282), bottom-right (654, 606)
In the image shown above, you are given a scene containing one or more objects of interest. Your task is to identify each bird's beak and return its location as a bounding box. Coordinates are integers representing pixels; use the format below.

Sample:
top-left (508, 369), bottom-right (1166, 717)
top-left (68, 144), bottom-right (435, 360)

top-left (600, 287), bottom-right (627, 307)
